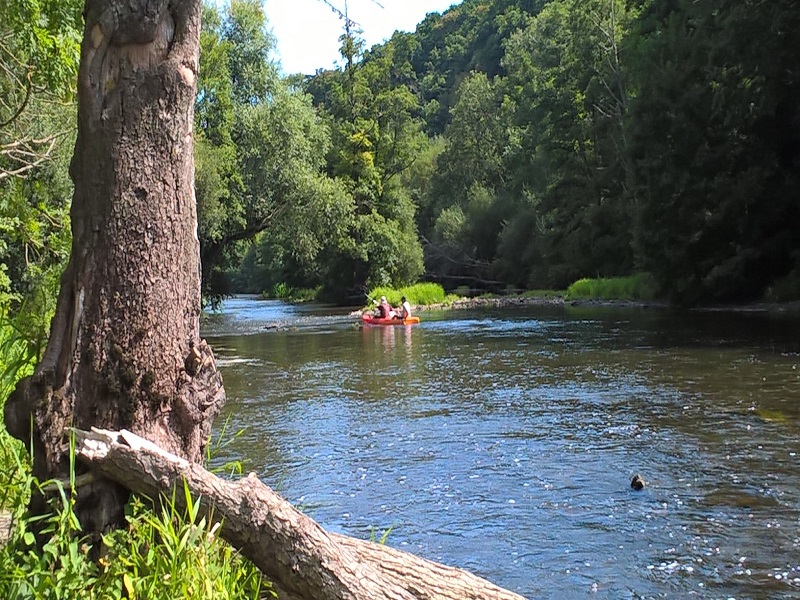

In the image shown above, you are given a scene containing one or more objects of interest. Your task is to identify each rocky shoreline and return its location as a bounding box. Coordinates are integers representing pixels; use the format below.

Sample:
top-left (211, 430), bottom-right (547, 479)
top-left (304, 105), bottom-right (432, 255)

top-left (356, 295), bottom-right (800, 314)
top-left (416, 295), bottom-right (666, 311)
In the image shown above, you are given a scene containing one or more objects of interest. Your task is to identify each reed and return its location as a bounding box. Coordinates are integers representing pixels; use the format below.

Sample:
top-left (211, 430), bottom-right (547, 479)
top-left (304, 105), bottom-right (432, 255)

top-left (0, 440), bottom-right (269, 599)
top-left (368, 282), bottom-right (447, 307)
top-left (564, 273), bottom-right (658, 301)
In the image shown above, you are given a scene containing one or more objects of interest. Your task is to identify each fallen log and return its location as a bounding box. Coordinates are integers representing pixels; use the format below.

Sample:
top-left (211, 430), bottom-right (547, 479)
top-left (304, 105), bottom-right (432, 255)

top-left (74, 427), bottom-right (526, 600)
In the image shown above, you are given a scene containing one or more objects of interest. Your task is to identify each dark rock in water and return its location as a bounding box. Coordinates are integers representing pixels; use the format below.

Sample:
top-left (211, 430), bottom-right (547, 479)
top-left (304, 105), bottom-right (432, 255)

top-left (631, 474), bottom-right (645, 491)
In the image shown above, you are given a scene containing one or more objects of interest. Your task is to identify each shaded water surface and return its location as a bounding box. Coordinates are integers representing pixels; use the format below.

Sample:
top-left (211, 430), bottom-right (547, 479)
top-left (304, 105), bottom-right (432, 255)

top-left (203, 297), bottom-right (800, 599)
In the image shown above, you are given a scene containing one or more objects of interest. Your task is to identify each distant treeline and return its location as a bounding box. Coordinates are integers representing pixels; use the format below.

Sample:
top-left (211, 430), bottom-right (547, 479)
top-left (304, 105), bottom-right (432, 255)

top-left (299, 0), bottom-right (800, 305)
top-left (2, 0), bottom-right (798, 313)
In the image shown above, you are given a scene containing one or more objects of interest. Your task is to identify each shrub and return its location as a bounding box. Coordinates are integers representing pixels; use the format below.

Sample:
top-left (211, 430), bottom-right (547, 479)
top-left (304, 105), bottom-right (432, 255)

top-left (763, 269), bottom-right (800, 303)
top-left (0, 462), bottom-right (268, 599)
top-left (368, 282), bottom-right (447, 307)
top-left (1, 312), bottom-right (41, 511)
top-left (564, 273), bottom-right (658, 301)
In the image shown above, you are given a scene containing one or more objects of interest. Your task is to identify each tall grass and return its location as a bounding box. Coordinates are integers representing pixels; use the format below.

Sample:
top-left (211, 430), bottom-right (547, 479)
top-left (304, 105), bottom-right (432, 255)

top-left (0, 480), bottom-right (270, 599)
top-left (0, 442), bottom-right (271, 599)
top-left (367, 282), bottom-right (448, 307)
top-left (564, 273), bottom-right (659, 302)
top-left (100, 484), bottom-right (268, 600)
top-left (1, 312), bottom-right (40, 512)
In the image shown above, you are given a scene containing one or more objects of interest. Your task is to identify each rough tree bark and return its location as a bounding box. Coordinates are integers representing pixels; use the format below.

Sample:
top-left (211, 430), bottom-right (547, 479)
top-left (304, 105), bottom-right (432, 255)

top-left (75, 428), bottom-right (526, 600)
top-left (3, 0), bottom-right (223, 535)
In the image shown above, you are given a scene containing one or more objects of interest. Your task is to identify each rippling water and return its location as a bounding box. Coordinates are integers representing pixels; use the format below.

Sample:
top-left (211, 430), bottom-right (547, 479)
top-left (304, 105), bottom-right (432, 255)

top-left (202, 297), bottom-right (800, 599)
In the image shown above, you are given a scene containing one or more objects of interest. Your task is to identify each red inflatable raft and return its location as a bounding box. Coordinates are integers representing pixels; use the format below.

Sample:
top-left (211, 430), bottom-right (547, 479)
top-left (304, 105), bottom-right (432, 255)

top-left (361, 314), bottom-right (420, 326)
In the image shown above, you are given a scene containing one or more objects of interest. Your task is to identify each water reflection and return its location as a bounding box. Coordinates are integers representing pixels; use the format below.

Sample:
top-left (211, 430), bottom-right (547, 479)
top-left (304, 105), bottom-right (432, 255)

top-left (203, 300), bottom-right (800, 599)
top-left (361, 323), bottom-right (415, 355)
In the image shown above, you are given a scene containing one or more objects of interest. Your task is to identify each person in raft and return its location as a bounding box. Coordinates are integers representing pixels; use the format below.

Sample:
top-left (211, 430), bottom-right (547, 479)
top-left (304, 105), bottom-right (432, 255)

top-left (374, 295), bottom-right (396, 319)
top-left (395, 296), bottom-right (412, 320)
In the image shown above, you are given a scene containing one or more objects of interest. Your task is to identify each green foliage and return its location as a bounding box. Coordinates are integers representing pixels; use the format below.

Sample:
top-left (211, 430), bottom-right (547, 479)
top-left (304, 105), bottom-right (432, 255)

top-left (0, 425), bottom-right (267, 599)
top-left (0, 422), bottom-right (29, 513)
top-left (0, 0), bottom-right (81, 95)
top-left (500, 0), bottom-right (638, 288)
top-left (434, 205), bottom-right (466, 244)
top-left (357, 0), bottom-right (799, 305)
top-left (1, 129), bottom-right (75, 306)
top-left (0, 481), bottom-right (100, 598)
top-left (410, 0), bottom-right (549, 135)
top-left (291, 23), bottom-right (430, 300)
top-left (0, 477), bottom-right (268, 600)
top-left (368, 282), bottom-right (447, 307)
top-left (763, 269), bottom-right (800, 304)
top-left (1, 304), bottom-right (52, 511)
top-left (264, 282), bottom-right (321, 303)
top-left (1, 314), bottom-right (265, 598)
top-left (629, 0), bottom-right (800, 305)
top-left (197, 0), bottom-right (353, 302)
top-left (100, 488), bottom-right (267, 600)
top-left (0, 0), bottom-right (81, 181)
top-left (432, 72), bottom-right (510, 206)
top-left (564, 273), bottom-right (659, 302)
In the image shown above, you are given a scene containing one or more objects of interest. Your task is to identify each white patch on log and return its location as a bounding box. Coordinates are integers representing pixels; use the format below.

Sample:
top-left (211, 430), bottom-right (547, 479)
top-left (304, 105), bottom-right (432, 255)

top-left (91, 24), bottom-right (104, 49)
top-left (64, 286), bottom-right (85, 390)
top-left (178, 64), bottom-right (195, 87)
top-left (100, 12), bottom-right (175, 94)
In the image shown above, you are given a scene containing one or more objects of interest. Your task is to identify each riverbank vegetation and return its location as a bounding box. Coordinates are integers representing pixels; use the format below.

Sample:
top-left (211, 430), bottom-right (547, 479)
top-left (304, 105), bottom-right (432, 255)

top-left (364, 275), bottom-right (662, 312)
top-left (564, 274), bottom-right (659, 303)
top-left (4, 0), bottom-right (799, 313)
top-left (0, 466), bottom-right (268, 599)
top-left (367, 282), bottom-right (452, 307)
top-left (0, 317), bottom-right (269, 597)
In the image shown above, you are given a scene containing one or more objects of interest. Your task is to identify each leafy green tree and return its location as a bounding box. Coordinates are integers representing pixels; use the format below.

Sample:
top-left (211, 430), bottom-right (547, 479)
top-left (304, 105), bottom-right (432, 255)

top-left (629, 0), bottom-right (800, 304)
top-left (410, 0), bottom-right (549, 135)
top-left (421, 71), bottom-right (517, 287)
top-left (502, 0), bottom-right (639, 288)
top-left (0, 0), bottom-right (81, 181)
top-left (0, 142), bottom-right (73, 314)
top-left (432, 72), bottom-right (509, 211)
top-left (301, 24), bottom-right (426, 300)
top-left (196, 0), bottom-right (352, 300)
top-left (0, 0), bottom-right (81, 338)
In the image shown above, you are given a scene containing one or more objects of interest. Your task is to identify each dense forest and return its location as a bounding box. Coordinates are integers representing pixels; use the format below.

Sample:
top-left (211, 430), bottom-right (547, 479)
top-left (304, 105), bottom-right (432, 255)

top-left (2, 0), bottom-right (799, 314)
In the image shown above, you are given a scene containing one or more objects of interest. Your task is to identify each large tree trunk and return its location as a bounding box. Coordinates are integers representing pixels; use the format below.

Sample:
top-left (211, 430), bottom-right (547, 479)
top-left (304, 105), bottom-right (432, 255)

top-left (75, 428), bottom-right (526, 600)
top-left (4, 0), bottom-right (223, 536)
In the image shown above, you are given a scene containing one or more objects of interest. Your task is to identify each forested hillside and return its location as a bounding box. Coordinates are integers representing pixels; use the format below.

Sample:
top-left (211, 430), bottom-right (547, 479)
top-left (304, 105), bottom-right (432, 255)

top-left (295, 0), bottom-right (800, 305)
top-left (2, 0), bottom-right (798, 310)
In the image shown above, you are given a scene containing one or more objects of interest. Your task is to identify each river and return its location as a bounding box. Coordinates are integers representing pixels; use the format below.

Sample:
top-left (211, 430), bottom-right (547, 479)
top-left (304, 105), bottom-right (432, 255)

top-left (201, 296), bottom-right (800, 599)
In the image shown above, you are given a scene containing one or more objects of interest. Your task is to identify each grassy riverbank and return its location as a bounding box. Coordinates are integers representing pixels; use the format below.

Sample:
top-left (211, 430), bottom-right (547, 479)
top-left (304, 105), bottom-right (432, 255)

top-left (365, 275), bottom-right (664, 312)
top-left (367, 274), bottom-right (800, 314)
top-left (0, 318), bottom-right (271, 599)
top-left (0, 433), bottom-right (271, 599)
